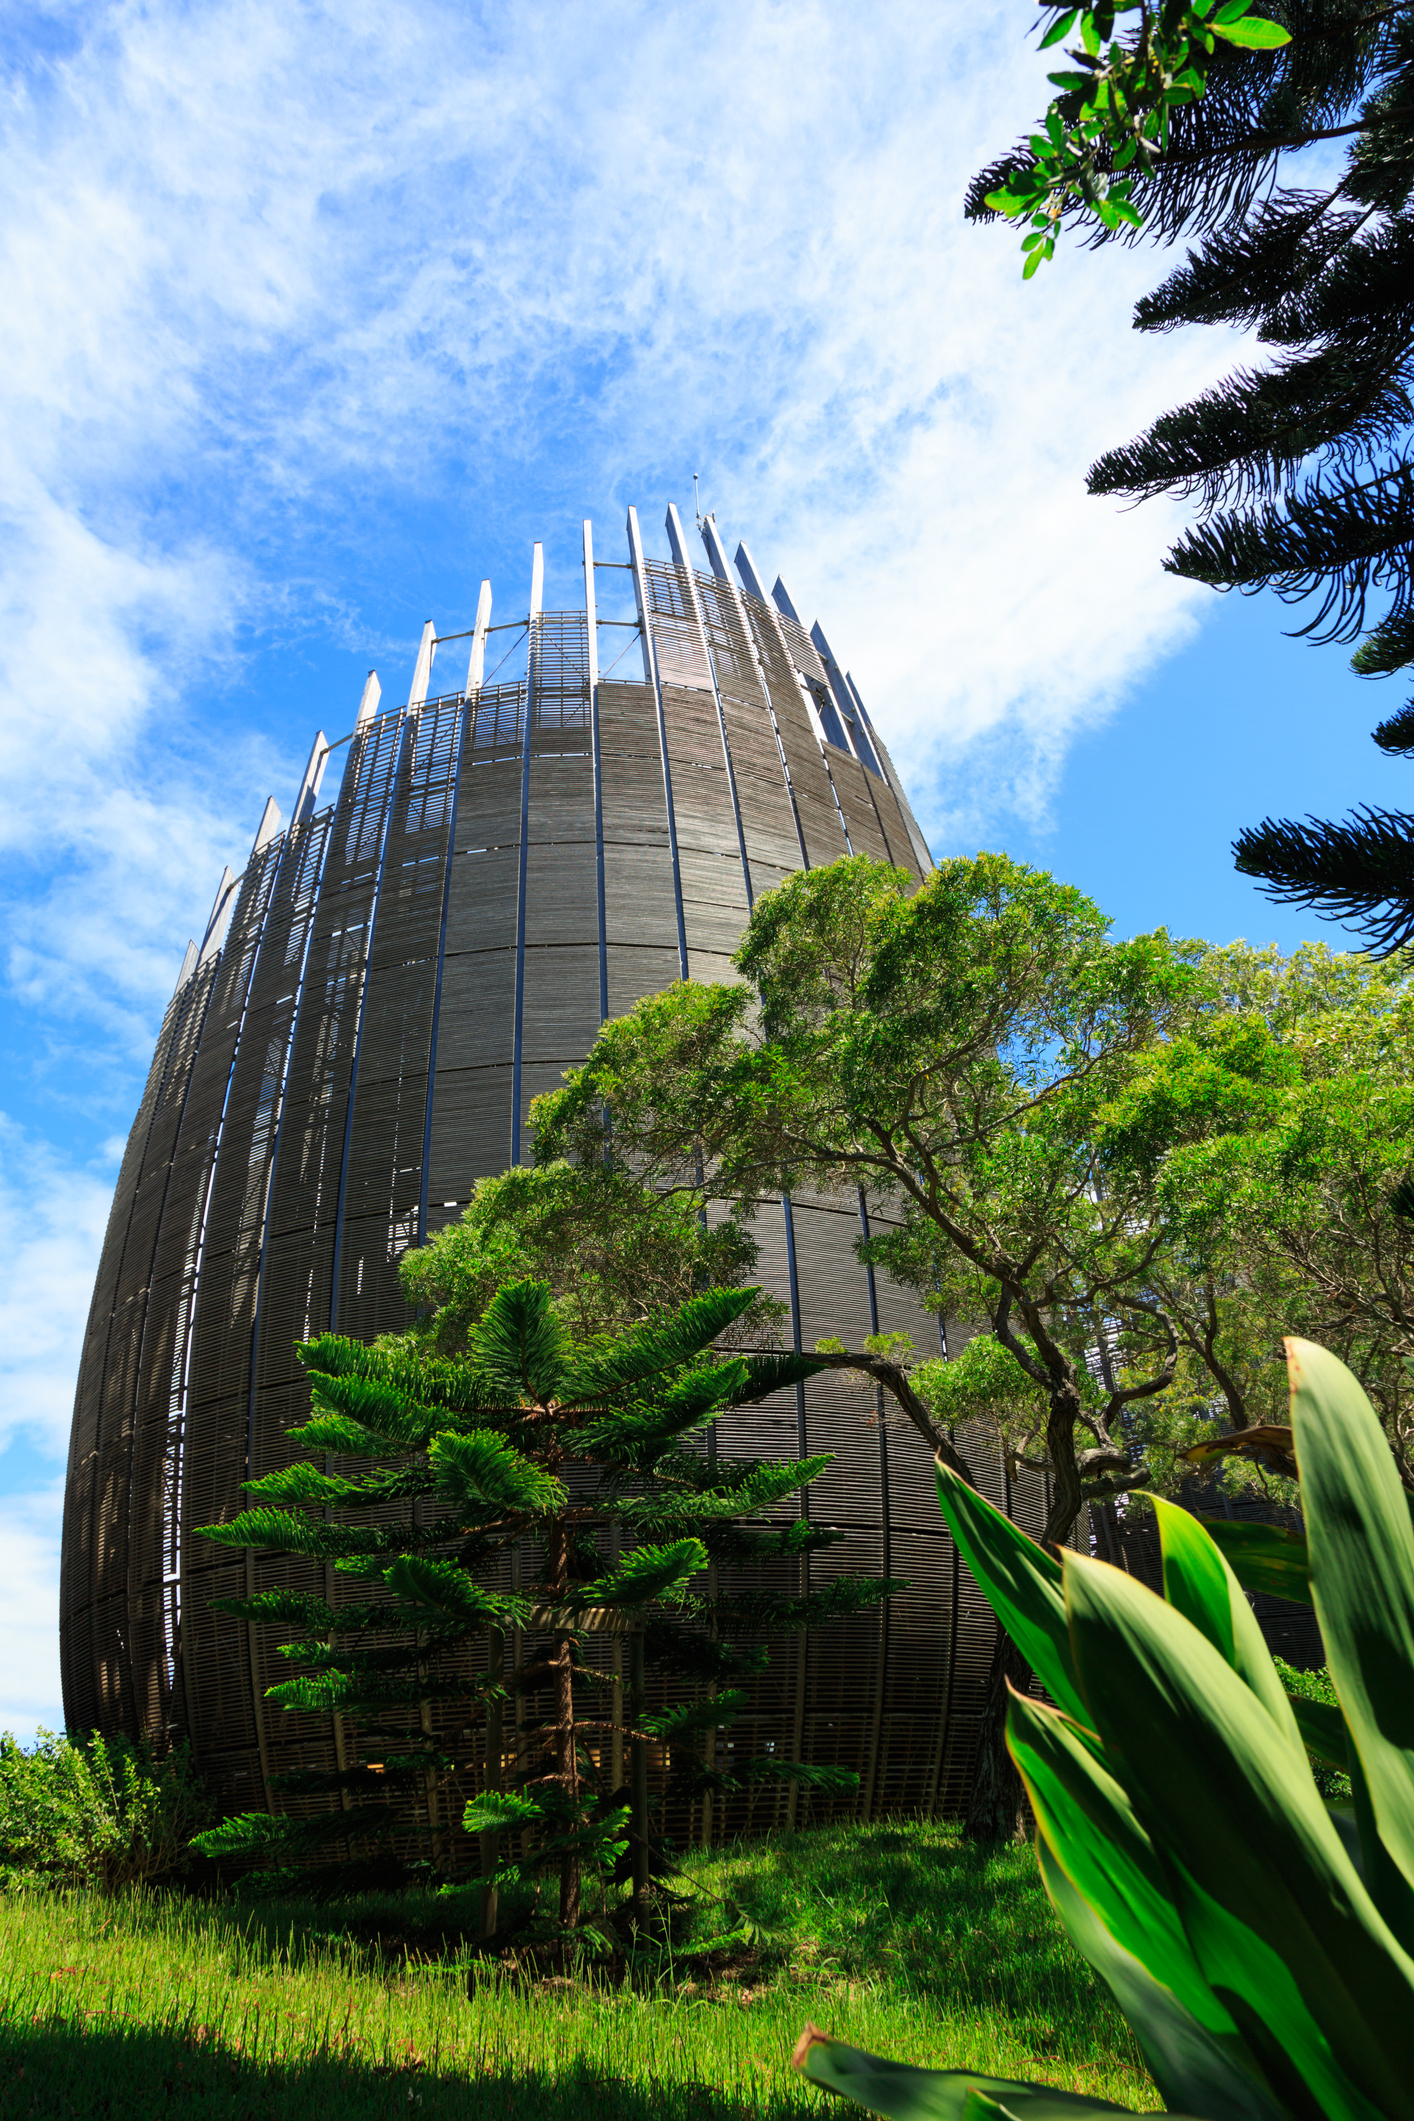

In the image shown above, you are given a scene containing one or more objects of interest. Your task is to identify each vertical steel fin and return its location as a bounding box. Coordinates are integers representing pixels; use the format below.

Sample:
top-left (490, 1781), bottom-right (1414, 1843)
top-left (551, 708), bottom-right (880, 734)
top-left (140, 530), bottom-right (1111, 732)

top-left (466, 581), bottom-right (493, 696)
top-left (584, 520), bottom-right (609, 1023)
top-left (627, 506), bottom-right (689, 979)
top-left (510, 544), bottom-right (544, 1164)
top-left (408, 621), bottom-right (436, 712)
top-left (356, 671), bottom-right (382, 727)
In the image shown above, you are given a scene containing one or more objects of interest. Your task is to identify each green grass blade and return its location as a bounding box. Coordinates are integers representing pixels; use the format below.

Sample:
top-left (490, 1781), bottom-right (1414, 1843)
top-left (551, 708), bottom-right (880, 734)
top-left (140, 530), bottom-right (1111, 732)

top-left (1035, 1835), bottom-right (1287, 2121)
top-left (1064, 1546), bottom-right (1414, 2119)
top-left (1197, 1519), bottom-right (1311, 1605)
top-left (1289, 1338), bottom-right (1414, 1904)
top-left (933, 1460), bottom-right (1088, 1726)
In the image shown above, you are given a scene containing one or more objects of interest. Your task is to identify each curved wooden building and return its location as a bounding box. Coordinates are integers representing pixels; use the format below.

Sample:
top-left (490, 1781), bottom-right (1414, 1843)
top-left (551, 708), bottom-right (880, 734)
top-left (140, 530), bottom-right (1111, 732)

top-left (60, 505), bottom-right (1053, 1833)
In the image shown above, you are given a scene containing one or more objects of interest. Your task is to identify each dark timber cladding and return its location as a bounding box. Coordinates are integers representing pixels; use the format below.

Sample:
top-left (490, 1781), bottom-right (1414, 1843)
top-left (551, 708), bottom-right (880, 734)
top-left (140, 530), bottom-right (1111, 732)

top-left (61, 500), bottom-right (1068, 1840)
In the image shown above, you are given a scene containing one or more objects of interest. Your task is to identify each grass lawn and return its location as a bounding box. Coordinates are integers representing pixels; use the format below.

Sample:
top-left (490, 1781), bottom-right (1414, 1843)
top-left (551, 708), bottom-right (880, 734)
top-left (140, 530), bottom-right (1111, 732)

top-left (0, 1820), bottom-right (1158, 2119)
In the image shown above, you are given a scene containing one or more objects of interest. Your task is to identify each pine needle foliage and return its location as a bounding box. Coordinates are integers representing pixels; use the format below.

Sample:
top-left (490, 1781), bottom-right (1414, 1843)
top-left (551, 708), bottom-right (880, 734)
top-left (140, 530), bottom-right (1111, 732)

top-left (974, 0), bottom-right (1414, 949)
top-left (192, 1279), bottom-right (888, 1939)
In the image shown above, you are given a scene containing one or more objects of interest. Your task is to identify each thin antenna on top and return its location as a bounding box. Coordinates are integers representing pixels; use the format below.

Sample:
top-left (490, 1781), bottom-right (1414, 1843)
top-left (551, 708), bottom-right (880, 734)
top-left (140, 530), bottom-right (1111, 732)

top-left (693, 472), bottom-right (701, 527)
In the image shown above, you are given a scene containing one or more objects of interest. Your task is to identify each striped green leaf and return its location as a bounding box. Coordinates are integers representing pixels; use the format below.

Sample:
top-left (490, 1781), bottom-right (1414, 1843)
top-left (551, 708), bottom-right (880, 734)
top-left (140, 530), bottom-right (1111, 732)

top-left (1064, 1547), bottom-right (1414, 2119)
top-left (933, 1459), bottom-right (1087, 1726)
top-left (1290, 1338), bottom-right (1414, 1903)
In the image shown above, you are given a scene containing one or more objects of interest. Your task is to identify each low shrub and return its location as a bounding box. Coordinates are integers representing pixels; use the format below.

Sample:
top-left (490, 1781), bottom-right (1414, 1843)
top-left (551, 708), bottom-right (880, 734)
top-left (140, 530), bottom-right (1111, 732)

top-left (0, 1728), bottom-right (210, 1892)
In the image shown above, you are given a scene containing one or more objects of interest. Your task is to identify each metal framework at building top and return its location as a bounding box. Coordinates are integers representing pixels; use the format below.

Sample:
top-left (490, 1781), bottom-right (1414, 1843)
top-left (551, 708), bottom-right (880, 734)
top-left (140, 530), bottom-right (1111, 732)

top-left (60, 504), bottom-right (1056, 1849)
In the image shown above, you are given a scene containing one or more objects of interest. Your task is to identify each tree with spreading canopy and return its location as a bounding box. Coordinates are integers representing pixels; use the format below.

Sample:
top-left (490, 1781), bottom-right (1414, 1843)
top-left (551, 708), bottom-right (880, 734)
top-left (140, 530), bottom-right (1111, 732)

top-left (533, 852), bottom-right (1207, 1839)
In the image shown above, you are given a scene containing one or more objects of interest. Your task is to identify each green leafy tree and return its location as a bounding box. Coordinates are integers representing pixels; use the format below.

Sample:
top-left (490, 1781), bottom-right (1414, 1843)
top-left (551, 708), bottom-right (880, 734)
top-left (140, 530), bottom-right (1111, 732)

top-left (978, 0), bottom-right (1291, 273)
top-left (0, 1730), bottom-right (210, 1893)
top-left (194, 1279), bottom-right (883, 1938)
top-left (1099, 939), bottom-right (1414, 1483)
top-left (400, 1159), bottom-right (784, 1354)
top-left (976, 1), bottom-right (1414, 948)
top-left (533, 853), bottom-right (1203, 1838)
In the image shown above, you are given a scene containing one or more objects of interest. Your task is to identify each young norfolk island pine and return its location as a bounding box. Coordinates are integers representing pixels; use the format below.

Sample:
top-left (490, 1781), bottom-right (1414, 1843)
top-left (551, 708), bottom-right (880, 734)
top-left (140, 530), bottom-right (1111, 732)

top-left (193, 1277), bottom-right (890, 1938)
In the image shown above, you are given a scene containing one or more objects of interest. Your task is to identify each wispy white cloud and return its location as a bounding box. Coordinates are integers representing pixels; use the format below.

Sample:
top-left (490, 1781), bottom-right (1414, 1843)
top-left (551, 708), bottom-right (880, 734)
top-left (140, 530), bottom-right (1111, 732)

top-left (0, 0), bottom-right (1261, 1730)
top-left (0, 1116), bottom-right (115, 1454)
top-left (0, 1477), bottom-right (66, 1741)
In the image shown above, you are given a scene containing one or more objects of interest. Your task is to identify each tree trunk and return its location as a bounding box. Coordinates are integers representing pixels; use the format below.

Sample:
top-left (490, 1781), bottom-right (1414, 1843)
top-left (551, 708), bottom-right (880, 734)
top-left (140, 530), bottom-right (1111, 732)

top-left (480, 1624), bottom-right (504, 1940)
top-left (548, 1524), bottom-right (581, 1932)
top-left (963, 1628), bottom-right (1032, 1843)
top-left (629, 1629), bottom-right (650, 1922)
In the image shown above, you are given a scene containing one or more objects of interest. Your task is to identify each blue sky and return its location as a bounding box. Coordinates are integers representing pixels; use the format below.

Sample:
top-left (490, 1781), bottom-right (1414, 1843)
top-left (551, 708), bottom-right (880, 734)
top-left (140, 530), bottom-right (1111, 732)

top-left (0, 0), bottom-right (1397, 1736)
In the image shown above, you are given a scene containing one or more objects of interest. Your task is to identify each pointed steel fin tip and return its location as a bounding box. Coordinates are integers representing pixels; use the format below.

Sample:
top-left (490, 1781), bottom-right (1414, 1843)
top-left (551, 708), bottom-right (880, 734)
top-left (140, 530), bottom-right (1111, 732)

top-left (251, 796), bottom-right (282, 856)
top-left (700, 515), bottom-right (732, 581)
top-left (293, 731), bottom-right (331, 823)
top-left (664, 503), bottom-right (691, 570)
top-left (408, 619), bottom-right (436, 711)
top-left (356, 670), bottom-right (381, 726)
top-left (771, 575), bottom-right (802, 624)
top-left (466, 580), bottom-right (492, 695)
top-left (198, 866), bottom-right (238, 966)
top-left (175, 938), bottom-right (199, 990)
top-left (733, 540), bottom-right (769, 603)
top-left (529, 543), bottom-right (544, 622)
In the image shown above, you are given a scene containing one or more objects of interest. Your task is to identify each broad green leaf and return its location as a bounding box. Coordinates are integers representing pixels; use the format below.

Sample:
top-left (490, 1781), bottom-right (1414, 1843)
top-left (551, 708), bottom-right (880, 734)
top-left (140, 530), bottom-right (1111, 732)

top-left (1289, 1338), bottom-right (1414, 1906)
top-left (791, 2026), bottom-right (1138, 2119)
top-left (1143, 1493), bottom-right (1302, 1750)
top-left (1210, 14), bottom-right (1291, 43)
top-left (1288, 1692), bottom-right (1350, 1771)
top-left (1198, 1519), bottom-right (1311, 1605)
top-left (1039, 8), bottom-right (1079, 49)
top-left (1006, 1691), bottom-right (1235, 2036)
top-left (1035, 1834), bottom-right (1286, 2121)
top-left (1064, 1547), bottom-right (1414, 2118)
top-left (933, 1460), bottom-right (1089, 1725)
top-left (1166, 1860), bottom-right (1382, 2121)
top-left (1348, 1743), bottom-right (1414, 1956)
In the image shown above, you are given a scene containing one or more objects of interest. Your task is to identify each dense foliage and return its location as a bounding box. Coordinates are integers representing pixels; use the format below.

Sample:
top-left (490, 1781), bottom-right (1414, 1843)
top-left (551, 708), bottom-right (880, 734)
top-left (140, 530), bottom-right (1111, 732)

top-left (978, 0), bottom-right (1290, 272)
top-left (399, 1160), bottom-right (784, 1355)
top-left (193, 1278), bottom-right (883, 1940)
top-left (797, 1338), bottom-right (1414, 2120)
top-left (977, 0), bottom-right (1414, 948)
top-left (0, 1729), bottom-right (209, 1892)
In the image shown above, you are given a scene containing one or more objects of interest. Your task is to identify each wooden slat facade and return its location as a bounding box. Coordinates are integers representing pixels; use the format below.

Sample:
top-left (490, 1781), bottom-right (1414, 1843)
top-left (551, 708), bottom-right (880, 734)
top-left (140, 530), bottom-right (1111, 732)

top-left (61, 541), bottom-right (1062, 1850)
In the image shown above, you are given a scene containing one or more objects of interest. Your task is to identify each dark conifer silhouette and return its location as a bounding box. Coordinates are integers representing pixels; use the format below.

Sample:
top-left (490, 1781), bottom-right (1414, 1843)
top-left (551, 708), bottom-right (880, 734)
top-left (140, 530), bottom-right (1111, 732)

top-left (973, 1), bottom-right (1414, 948)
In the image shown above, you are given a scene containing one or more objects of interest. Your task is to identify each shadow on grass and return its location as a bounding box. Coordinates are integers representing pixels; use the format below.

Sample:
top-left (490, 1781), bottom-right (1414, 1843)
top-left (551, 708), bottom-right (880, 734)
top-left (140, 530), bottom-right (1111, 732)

top-left (0, 2019), bottom-right (793, 2121)
top-left (689, 1824), bottom-right (1116, 2026)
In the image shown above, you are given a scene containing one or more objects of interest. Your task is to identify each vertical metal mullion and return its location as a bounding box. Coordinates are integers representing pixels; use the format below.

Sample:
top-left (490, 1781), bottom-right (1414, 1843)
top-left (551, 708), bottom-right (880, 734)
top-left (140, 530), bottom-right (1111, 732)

top-left (329, 710), bottom-right (408, 1330)
top-left (510, 545), bottom-right (544, 1167)
top-left (583, 524), bottom-right (609, 1023)
top-left (781, 1189), bottom-right (810, 1829)
top-left (665, 505), bottom-right (753, 912)
top-left (626, 506), bottom-right (689, 981)
top-left (419, 582), bottom-right (491, 1237)
top-left (857, 1188), bottom-right (891, 1822)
